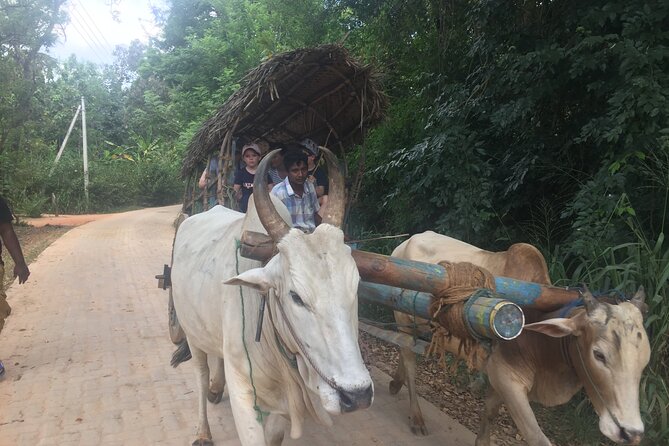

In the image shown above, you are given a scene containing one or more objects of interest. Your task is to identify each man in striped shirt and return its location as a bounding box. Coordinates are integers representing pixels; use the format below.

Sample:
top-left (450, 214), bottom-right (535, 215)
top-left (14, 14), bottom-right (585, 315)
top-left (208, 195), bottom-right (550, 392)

top-left (271, 149), bottom-right (321, 233)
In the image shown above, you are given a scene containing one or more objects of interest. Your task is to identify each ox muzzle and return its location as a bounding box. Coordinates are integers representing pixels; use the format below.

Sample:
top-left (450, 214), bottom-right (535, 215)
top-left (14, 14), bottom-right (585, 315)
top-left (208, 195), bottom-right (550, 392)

top-left (339, 384), bottom-right (374, 413)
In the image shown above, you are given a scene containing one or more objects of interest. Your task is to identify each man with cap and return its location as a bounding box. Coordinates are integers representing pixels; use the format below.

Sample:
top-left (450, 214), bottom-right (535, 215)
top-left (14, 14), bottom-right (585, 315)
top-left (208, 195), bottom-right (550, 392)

top-left (233, 142), bottom-right (266, 213)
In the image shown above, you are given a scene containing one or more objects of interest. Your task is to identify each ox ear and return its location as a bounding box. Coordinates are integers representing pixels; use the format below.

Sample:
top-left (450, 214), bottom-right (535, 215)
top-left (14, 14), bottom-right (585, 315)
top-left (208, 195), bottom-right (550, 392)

top-left (224, 267), bottom-right (272, 293)
top-left (524, 318), bottom-right (578, 338)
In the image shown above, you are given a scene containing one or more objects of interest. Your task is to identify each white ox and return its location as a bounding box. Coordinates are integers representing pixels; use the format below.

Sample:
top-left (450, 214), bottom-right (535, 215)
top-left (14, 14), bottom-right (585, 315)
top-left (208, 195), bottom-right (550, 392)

top-left (171, 149), bottom-right (373, 446)
top-left (390, 231), bottom-right (650, 446)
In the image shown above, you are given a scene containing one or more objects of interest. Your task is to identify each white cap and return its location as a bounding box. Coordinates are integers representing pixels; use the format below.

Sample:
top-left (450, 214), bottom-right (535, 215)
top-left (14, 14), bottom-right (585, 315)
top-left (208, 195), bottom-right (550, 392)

top-left (242, 142), bottom-right (261, 155)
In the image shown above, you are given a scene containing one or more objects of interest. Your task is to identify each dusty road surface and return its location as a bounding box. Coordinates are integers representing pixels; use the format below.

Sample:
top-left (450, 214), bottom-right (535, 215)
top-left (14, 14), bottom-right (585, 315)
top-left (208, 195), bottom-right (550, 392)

top-left (22, 213), bottom-right (115, 228)
top-left (0, 205), bottom-right (475, 446)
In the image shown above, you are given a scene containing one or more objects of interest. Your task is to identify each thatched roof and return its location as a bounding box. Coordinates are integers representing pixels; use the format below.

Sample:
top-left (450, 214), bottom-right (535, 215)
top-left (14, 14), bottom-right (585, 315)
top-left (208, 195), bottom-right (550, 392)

top-left (182, 44), bottom-right (386, 176)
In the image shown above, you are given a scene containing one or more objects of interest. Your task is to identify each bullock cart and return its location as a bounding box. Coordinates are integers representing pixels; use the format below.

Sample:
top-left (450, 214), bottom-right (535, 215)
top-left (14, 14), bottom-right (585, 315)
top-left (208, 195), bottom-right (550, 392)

top-left (164, 43), bottom-right (584, 348)
top-left (163, 41), bottom-right (560, 343)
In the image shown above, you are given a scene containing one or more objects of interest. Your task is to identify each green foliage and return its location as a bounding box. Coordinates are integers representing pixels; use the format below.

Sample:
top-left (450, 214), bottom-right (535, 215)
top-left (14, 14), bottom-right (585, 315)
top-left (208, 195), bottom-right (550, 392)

top-left (1, 147), bottom-right (182, 214)
top-left (561, 165), bottom-right (633, 258)
top-left (351, 0), bottom-right (669, 248)
top-left (0, 0), bottom-right (68, 154)
top-left (563, 144), bottom-right (669, 259)
top-left (136, 161), bottom-right (184, 207)
top-left (532, 397), bottom-right (604, 446)
top-left (348, 95), bottom-right (432, 234)
top-left (20, 194), bottom-right (48, 218)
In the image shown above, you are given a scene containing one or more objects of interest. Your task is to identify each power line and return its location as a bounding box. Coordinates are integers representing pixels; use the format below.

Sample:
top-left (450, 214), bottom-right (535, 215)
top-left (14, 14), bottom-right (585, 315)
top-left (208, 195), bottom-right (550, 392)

top-left (75, 0), bottom-right (116, 53)
top-left (69, 4), bottom-right (113, 59)
top-left (66, 18), bottom-right (107, 65)
top-left (71, 7), bottom-right (111, 56)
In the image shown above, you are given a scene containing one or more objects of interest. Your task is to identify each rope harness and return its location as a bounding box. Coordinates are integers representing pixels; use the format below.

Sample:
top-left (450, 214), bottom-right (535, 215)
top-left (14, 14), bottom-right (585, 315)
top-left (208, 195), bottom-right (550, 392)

top-left (426, 261), bottom-right (495, 369)
top-left (273, 293), bottom-right (343, 391)
top-left (558, 292), bottom-right (629, 437)
top-left (234, 242), bottom-right (269, 423)
top-left (561, 325), bottom-right (626, 438)
top-left (234, 240), bottom-right (344, 424)
top-left (558, 286), bottom-right (633, 438)
top-left (264, 290), bottom-right (298, 369)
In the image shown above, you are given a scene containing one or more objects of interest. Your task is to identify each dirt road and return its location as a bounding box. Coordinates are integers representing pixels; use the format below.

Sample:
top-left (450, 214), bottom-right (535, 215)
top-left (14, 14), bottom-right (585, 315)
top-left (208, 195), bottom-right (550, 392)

top-left (21, 213), bottom-right (114, 228)
top-left (0, 205), bottom-right (475, 445)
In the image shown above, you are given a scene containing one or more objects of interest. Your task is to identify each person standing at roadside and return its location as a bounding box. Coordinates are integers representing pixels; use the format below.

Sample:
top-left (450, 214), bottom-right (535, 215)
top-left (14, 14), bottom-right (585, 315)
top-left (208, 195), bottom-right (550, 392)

top-left (0, 195), bottom-right (30, 376)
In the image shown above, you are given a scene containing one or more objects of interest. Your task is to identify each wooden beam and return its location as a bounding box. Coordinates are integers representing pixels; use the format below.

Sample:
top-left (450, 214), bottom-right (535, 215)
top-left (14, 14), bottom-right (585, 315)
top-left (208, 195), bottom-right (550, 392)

top-left (358, 321), bottom-right (428, 355)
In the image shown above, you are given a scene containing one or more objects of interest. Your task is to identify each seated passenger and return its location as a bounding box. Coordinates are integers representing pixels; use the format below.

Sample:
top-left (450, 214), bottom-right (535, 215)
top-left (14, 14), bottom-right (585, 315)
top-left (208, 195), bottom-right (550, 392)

top-left (267, 146), bottom-right (287, 184)
top-left (300, 138), bottom-right (328, 201)
top-left (271, 149), bottom-right (321, 233)
top-left (198, 157), bottom-right (219, 208)
top-left (234, 142), bottom-right (268, 213)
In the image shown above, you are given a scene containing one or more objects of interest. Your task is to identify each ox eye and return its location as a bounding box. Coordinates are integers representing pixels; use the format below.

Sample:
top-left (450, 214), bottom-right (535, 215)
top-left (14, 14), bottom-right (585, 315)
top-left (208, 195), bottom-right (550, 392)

top-left (593, 350), bottom-right (607, 364)
top-left (290, 291), bottom-right (305, 307)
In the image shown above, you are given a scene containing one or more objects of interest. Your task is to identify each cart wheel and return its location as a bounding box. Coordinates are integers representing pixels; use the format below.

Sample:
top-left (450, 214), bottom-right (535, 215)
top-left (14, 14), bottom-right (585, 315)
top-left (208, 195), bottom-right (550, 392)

top-left (168, 288), bottom-right (186, 344)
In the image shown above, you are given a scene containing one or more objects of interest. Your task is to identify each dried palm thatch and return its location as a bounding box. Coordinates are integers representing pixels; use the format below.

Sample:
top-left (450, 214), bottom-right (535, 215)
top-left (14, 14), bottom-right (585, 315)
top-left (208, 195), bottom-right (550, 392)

top-left (181, 44), bottom-right (386, 177)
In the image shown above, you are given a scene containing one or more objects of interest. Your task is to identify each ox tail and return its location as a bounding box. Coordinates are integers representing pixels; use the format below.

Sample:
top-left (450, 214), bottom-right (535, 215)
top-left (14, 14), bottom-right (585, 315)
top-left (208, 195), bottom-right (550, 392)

top-left (171, 339), bottom-right (192, 367)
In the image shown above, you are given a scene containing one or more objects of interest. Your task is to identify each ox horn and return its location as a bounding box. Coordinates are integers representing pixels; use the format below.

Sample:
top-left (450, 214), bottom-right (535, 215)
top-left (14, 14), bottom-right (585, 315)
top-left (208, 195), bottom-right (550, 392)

top-left (253, 149), bottom-right (291, 242)
top-left (319, 146), bottom-right (345, 227)
top-left (581, 286), bottom-right (601, 315)
top-left (630, 285), bottom-right (648, 315)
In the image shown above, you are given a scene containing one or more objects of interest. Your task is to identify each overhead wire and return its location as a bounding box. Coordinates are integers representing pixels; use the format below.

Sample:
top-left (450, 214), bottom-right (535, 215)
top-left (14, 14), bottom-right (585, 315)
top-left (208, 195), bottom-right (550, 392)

top-left (68, 3), bottom-right (113, 61)
top-left (65, 18), bottom-right (107, 65)
top-left (74, 0), bottom-right (116, 54)
top-left (61, 0), bottom-right (156, 65)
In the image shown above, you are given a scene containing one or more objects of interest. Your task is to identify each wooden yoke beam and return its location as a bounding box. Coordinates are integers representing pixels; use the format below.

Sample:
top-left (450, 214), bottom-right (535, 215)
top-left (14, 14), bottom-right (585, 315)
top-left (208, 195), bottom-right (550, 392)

top-left (240, 230), bottom-right (580, 312)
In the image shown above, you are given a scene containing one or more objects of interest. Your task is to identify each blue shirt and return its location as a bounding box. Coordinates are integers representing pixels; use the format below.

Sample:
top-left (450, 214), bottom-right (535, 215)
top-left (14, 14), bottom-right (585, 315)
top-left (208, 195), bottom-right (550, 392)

top-left (271, 178), bottom-right (320, 232)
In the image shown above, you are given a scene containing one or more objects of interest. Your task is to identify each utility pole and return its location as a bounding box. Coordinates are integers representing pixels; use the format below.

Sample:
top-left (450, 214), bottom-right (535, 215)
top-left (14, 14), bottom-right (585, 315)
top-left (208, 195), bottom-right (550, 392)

top-left (81, 96), bottom-right (89, 206)
top-left (51, 97), bottom-right (91, 209)
top-left (50, 104), bottom-right (82, 174)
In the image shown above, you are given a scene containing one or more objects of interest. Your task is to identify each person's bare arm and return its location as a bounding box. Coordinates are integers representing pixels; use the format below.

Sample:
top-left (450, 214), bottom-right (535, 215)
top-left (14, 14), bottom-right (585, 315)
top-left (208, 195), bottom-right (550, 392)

top-left (0, 222), bottom-right (29, 284)
top-left (198, 169), bottom-right (208, 189)
top-left (233, 184), bottom-right (242, 201)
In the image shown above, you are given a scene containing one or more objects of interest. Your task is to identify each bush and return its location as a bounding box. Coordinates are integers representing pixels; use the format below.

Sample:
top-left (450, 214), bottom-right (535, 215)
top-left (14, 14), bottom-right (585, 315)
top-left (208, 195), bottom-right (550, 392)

top-left (1, 150), bottom-right (183, 214)
top-left (22, 195), bottom-right (48, 217)
top-left (86, 162), bottom-right (141, 212)
top-left (136, 161), bottom-right (183, 207)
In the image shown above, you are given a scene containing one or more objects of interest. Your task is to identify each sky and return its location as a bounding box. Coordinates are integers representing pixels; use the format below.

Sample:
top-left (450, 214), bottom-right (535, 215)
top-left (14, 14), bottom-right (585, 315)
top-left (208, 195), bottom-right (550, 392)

top-left (48, 0), bottom-right (166, 65)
